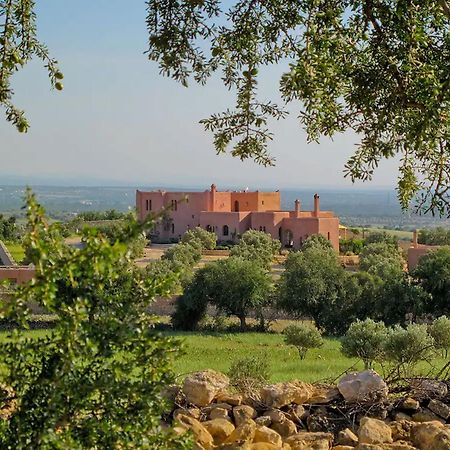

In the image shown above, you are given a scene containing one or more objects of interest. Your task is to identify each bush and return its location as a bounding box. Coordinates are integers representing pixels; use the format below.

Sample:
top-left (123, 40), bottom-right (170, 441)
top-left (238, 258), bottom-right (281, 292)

top-left (227, 355), bottom-right (270, 395)
top-left (283, 324), bottom-right (323, 359)
top-left (359, 242), bottom-right (405, 280)
top-left (429, 316), bottom-right (450, 357)
top-left (365, 231), bottom-right (398, 246)
top-left (384, 324), bottom-right (435, 368)
top-left (341, 319), bottom-right (388, 369)
top-left (181, 226), bottom-right (216, 250)
top-left (339, 238), bottom-right (365, 255)
top-left (301, 234), bottom-right (334, 251)
top-left (162, 242), bottom-right (202, 269)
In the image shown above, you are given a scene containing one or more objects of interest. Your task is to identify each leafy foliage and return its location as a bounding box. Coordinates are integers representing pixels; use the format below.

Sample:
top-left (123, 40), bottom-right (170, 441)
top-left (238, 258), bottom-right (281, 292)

top-left (227, 355), bottom-right (270, 395)
top-left (341, 319), bottom-right (388, 370)
top-left (230, 230), bottom-right (280, 269)
top-left (413, 247), bottom-right (450, 314)
top-left (283, 323), bottom-right (323, 360)
top-left (181, 226), bottom-right (216, 250)
top-left (0, 214), bottom-right (19, 241)
top-left (145, 0), bottom-right (450, 214)
top-left (301, 234), bottom-right (334, 252)
top-left (339, 238), bottom-right (365, 255)
top-left (359, 242), bottom-right (405, 279)
top-left (365, 232), bottom-right (398, 246)
top-left (418, 227), bottom-right (450, 246)
top-left (0, 191), bottom-right (189, 449)
top-left (429, 316), bottom-right (450, 358)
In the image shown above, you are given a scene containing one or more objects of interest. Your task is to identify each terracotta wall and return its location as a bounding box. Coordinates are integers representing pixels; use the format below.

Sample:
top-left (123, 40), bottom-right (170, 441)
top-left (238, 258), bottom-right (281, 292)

top-left (0, 267), bottom-right (35, 285)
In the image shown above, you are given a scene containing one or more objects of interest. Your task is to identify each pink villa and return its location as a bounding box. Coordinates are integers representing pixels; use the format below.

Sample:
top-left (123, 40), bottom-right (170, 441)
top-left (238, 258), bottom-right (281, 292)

top-left (136, 184), bottom-right (340, 250)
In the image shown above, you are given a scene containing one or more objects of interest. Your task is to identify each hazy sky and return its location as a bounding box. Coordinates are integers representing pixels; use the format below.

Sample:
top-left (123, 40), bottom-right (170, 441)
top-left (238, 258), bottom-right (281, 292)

top-left (0, 1), bottom-right (400, 189)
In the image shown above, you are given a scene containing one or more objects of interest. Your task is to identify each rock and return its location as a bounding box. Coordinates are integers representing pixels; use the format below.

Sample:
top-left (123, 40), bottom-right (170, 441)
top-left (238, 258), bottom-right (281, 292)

top-left (337, 428), bottom-right (359, 446)
top-left (217, 393), bottom-right (243, 406)
top-left (338, 370), bottom-right (388, 403)
top-left (307, 413), bottom-right (330, 433)
top-left (255, 416), bottom-right (272, 427)
top-left (309, 386), bottom-right (341, 404)
top-left (356, 443), bottom-right (417, 450)
top-left (401, 398), bottom-right (420, 412)
top-left (410, 421), bottom-right (445, 450)
top-left (271, 417), bottom-right (297, 438)
top-left (358, 417), bottom-right (393, 445)
top-left (412, 409), bottom-right (445, 424)
top-left (411, 379), bottom-right (448, 399)
top-left (254, 426), bottom-right (283, 446)
top-left (286, 405), bottom-right (307, 423)
top-left (260, 381), bottom-right (314, 408)
top-left (250, 444), bottom-right (281, 450)
top-left (233, 405), bottom-right (257, 426)
top-left (332, 447), bottom-right (356, 450)
top-left (173, 407), bottom-right (201, 421)
top-left (217, 443), bottom-right (252, 450)
top-left (393, 412), bottom-right (412, 422)
top-left (430, 428), bottom-right (450, 450)
top-left (265, 409), bottom-right (286, 423)
top-left (224, 419), bottom-right (256, 444)
top-left (175, 413), bottom-right (214, 450)
top-left (284, 431), bottom-right (333, 450)
top-left (210, 407), bottom-right (231, 421)
top-left (183, 370), bottom-right (230, 407)
top-left (390, 420), bottom-right (413, 442)
top-left (429, 400), bottom-right (450, 420)
top-left (203, 419), bottom-right (235, 444)
top-left (161, 384), bottom-right (180, 404)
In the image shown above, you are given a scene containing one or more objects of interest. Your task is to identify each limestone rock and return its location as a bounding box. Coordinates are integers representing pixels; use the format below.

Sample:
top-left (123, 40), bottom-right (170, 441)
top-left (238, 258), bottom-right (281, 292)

top-left (210, 407), bottom-right (231, 421)
top-left (175, 413), bottom-right (214, 450)
top-left (358, 417), bottom-right (393, 445)
top-left (254, 426), bottom-right (283, 446)
top-left (332, 447), bottom-right (355, 450)
top-left (428, 399), bottom-right (450, 420)
top-left (250, 444), bottom-right (281, 450)
top-left (411, 379), bottom-right (448, 399)
top-left (183, 370), bottom-right (230, 407)
top-left (412, 409), bottom-right (445, 424)
top-left (173, 407), bottom-right (201, 421)
top-left (233, 405), bottom-right (257, 426)
top-left (203, 419), bottom-right (235, 444)
top-left (271, 417), bottom-right (297, 438)
top-left (429, 428), bottom-right (450, 450)
top-left (309, 386), bottom-right (341, 404)
top-left (401, 398), bottom-right (420, 412)
top-left (410, 421), bottom-right (445, 450)
top-left (390, 420), bottom-right (413, 442)
top-left (285, 431), bottom-right (333, 450)
top-left (225, 419), bottom-right (257, 444)
top-left (217, 392), bottom-right (243, 406)
top-left (260, 381), bottom-right (313, 408)
top-left (286, 405), bottom-right (307, 423)
top-left (255, 416), bottom-right (272, 427)
top-left (393, 412), bottom-right (412, 422)
top-left (338, 371), bottom-right (388, 403)
top-left (337, 428), bottom-right (359, 446)
top-left (265, 409), bottom-right (286, 423)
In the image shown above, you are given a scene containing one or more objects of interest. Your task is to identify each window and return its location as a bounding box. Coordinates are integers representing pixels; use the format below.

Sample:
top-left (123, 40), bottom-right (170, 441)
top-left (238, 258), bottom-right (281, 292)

top-left (259, 226), bottom-right (263, 231)
top-left (171, 199), bottom-right (178, 211)
top-left (327, 232), bottom-right (330, 240)
top-left (145, 199), bottom-right (152, 211)
top-left (262, 200), bottom-right (265, 205)
top-left (223, 225), bottom-right (229, 236)
top-left (171, 223), bottom-right (175, 234)
top-left (206, 225), bottom-right (213, 232)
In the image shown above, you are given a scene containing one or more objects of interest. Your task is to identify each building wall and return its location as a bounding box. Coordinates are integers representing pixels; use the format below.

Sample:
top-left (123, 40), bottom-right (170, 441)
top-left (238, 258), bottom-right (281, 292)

top-left (0, 267), bottom-right (35, 285)
top-left (407, 245), bottom-right (439, 271)
top-left (199, 211), bottom-right (252, 241)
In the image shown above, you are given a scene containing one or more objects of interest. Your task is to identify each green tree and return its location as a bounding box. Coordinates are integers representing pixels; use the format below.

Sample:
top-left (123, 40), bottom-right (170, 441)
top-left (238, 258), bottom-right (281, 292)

top-left (173, 256), bottom-right (272, 330)
top-left (162, 241), bottom-right (202, 270)
top-left (0, 215), bottom-right (19, 241)
top-left (301, 234), bottom-right (334, 252)
top-left (413, 247), bottom-right (450, 315)
top-left (230, 229), bottom-right (280, 269)
top-left (429, 316), bottom-right (450, 358)
top-left (0, 191), bottom-right (189, 449)
top-left (283, 324), bottom-right (323, 360)
top-left (365, 232), bottom-right (398, 246)
top-left (181, 226), bottom-right (217, 250)
top-left (341, 319), bottom-right (388, 370)
top-left (418, 227), bottom-right (450, 246)
top-left (277, 245), bottom-right (346, 334)
top-left (359, 242), bottom-right (405, 279)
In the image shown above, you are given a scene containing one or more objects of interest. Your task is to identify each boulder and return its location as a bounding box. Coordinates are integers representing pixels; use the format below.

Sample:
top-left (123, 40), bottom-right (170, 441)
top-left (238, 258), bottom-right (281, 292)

top-left (309, 386), bottom-right (341, 404)
top-left (412, 409), bottom-right (445, 424)
top-left (254, 426), bottom-right (283, 446)
top-left (173, 407), bottom-right (201, 421)
top-left (271, 417), bottom-right (297, 438)
top-left (410, 421), bottom-right (445, 450)
top-left (175, 413), bottom-right (214, 450)
top-left (183, 370), bottom-right (230, 407)
top-left (255, 416), bottom-right (272, 427)
top-left (401, 398), bottom-right (420, 412)
top-left (260, 381), bottom-right (313, 408)
top-left (337, 428), bottom-right (359, 446)
top-left (250, 444), bottom-right (281, 450)
top-left (210, 407), bottom-right (231, 421)
top-left (285, 431), bottom-right (333, 450)
top-left (203, 419), bottom-right (235, 444)
top-left (265, 409), bottom-right (286, 423)
top-left (217, 392), bottom-right (243, 406)
top-left (332, 447), bottom-right (355, 450)
top-left (338, 371), bottom-right (388, 403)
top-left (410, 379), bottom-right (448, 399)
top-left (233, 405), bottom-right (257, 426)
top-left (429, 428), bottom-right (450, 450)
top-left (428, 400), bottom-right (450, 420)
top-left (390, 420), bottom-right (413, 442)
top-left (225, 419), bottom-right (257, 444)
top-left (358, 417), bottom-right (393, 445)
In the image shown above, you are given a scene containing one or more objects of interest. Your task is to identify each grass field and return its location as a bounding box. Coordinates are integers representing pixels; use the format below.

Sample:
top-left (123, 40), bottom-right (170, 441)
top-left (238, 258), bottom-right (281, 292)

top-left (4, 241), bottom-right (25, 263)
top-left (353, 227), bottom-right (413, 241)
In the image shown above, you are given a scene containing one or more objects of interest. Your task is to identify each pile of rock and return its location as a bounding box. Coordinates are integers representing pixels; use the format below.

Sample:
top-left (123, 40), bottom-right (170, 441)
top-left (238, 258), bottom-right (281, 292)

top-left (168, 369), bottom-right (450, 449)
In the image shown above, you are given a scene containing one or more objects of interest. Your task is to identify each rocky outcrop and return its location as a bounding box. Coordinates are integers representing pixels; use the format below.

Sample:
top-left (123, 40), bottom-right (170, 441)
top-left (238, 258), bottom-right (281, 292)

top-left (182, 370), bottom-right (230, 407)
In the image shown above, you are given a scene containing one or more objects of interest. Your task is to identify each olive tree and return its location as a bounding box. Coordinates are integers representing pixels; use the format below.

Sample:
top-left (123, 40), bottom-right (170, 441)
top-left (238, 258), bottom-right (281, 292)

top-left (181, 226), bottom-right (217, 250)
top-left (5, 2), bottom-right (450, 213)
top-left (0, 191), bottom-right (189, 449)
top-left (283, 324), bottom-right (323, 360)
top-left (429, 316), bottom-right (450, 358)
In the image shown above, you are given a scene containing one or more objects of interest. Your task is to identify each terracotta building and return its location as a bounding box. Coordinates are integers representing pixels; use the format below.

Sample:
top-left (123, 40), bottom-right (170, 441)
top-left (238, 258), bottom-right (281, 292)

top-left (136, 185), bottom-right (340, 250)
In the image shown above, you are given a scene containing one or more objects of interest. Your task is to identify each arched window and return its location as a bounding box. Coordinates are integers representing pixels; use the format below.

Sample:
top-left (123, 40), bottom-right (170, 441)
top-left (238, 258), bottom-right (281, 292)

top-left (278, 227), bottom-right (282, 241)
top-left (327, 232), bottom-right (331, 240)
top-left (206, 225), bottom-right (213, 232)
top-left (223, 225), bottom-right (229, 236)
top-left (171, 223), bottom-right (175, 234)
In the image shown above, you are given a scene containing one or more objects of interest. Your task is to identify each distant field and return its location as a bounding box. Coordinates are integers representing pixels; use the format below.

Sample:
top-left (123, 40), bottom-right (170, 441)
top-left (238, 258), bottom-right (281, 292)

top-left (4, 241), bottom-right (25, 263)
top-left (352, 227), bottom-right (413, 241)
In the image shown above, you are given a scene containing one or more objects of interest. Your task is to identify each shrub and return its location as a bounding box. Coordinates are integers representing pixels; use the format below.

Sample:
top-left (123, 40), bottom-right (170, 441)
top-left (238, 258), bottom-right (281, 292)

top-left (283, 324), bottom-right (323, 359)
top-left (162, 242), bottom-right (202, 269)
top-left (301, 234), bottom-right (334, 251)
top-left (341, 319), bottom-right (388, 369)
top-left (384, 324), bottom-right (435, 368)
top-left (181, 226), bottom-right (216, 250)
top-left (227, 355), bottom-right (270, 395)
top-left (429, 316), bottom-right (450, 358)
top-left (359, 242), bottom-right (405, 280)
top-left (365, 231), bottom-right (398, 246)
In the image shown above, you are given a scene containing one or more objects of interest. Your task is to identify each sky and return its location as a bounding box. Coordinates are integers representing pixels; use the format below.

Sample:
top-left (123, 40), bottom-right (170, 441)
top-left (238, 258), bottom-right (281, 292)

top-left (0, 1), bottom-right (400, 190)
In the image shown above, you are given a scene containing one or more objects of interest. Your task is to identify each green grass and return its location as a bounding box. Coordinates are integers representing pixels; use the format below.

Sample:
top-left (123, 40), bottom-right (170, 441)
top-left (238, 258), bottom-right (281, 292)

top-left (353, 227), bottom-right (413, 241)
top-left (4, 241), bottom-right (25, 263)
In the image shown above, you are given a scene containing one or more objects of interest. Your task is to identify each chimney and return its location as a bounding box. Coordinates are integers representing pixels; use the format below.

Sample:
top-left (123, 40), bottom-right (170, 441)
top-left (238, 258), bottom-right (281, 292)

top-left (413, 230), bottom-right (418, 248)
top-left (314, 194), bottom-right (320, 216)
top-left (210, 183), bottom-right (217, 211)
top-left (294, 199), bottom-right (300, 215)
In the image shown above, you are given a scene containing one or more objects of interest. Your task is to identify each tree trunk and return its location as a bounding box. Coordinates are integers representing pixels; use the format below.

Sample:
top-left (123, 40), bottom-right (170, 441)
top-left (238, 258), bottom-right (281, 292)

top-left (239, 316), bottom-right (247, 331)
